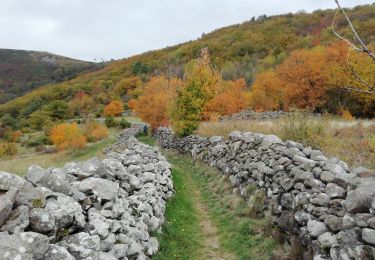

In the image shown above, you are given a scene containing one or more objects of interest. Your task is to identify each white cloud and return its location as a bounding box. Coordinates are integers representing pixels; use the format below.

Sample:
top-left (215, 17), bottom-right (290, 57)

top-left (0, 0), bottom-right (372, 61)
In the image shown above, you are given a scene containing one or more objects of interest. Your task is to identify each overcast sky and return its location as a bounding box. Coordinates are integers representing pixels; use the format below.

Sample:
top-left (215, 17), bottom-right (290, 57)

top-left (0, 0), bottom-right (373, 61)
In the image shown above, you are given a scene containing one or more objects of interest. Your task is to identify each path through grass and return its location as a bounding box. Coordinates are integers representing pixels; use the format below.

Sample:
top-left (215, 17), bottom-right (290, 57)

top-left (137, 134), bottom-right (279, 260)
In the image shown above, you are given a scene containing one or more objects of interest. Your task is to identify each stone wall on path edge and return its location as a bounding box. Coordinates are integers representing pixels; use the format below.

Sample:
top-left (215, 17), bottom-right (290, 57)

top-left (0, 125), bottom-right (174, 260)
top-left (156, 127), bottom-right (375, 260)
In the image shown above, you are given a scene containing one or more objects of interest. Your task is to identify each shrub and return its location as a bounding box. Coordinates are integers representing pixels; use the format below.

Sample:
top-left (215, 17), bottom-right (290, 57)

top-left (24, 134), bottom-right (50, 147)
top-left (4, 130), bottom-right (22, 142)
top-left (0, 142), bottom-right (18, 157)
top-left (50, 123), bottom-right (87, 151)
top-left (105, 116), bottom-right (118, 128)
top-left (103, 100), bottom-right (124, 117)
top-left (279, 115), bottom-right (326, 148)
top-left (119, 118), bottom-right (131, 129)
top-left (340, 108), bottom-right (354, 121)
top-left (84, 122), bottom-right (109, 142)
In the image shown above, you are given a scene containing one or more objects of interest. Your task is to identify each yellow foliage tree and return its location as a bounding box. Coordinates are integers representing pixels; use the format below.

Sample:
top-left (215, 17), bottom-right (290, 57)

top-left (50, 123), bottom-right (87, 151)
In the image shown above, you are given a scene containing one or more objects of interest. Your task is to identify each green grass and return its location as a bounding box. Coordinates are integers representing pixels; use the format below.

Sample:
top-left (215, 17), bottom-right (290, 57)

top-left (152, 158), bottom-right (203, 260)
top-left (136, 136), bottom-right (279, 259)
top-left (136, 133), bottom-right (157, 147)
top-left (165, 152), bottom-right (279, 260)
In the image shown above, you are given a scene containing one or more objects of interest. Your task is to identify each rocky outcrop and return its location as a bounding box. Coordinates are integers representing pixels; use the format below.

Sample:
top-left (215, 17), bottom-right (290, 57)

top-left (219, 109), bottom-right (321, 121)
top-left (0, 127), bottom-right (173, 259)
top-left (157, 127), bottom-right (375, 260)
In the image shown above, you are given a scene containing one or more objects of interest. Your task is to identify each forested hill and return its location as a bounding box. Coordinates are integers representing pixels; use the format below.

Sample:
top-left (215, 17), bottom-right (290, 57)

top-left (0, 3), bottom-right (374, 120)
top-left (0, 49), bottom-right (100, 103)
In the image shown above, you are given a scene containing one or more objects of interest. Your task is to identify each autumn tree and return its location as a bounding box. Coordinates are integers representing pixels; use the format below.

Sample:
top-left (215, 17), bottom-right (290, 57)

top-left (84, 122), bottom-right (109, 142)
top-left (133, 76), bottom-right (182, 130)
top-left (114, 76), bottom-right (142, 98)
top-left (171, 48), bottom-right (221, 136)
top-left (68, 92), bottom-right (95, 117)
top-left (50, 123), bottom-right (87, 150)
top-left (250, 71), bottom-right (284, 111)
top-left (103, 100), bottom-right (124, 117)
top-left (204, 79), bottom-right (250, 120)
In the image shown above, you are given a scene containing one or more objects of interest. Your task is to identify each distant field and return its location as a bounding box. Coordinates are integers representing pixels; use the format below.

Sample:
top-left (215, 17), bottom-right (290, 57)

top-left (197, 116), bottom-right (375, 170)
top-left (0, 128), bottom-right (120, 176)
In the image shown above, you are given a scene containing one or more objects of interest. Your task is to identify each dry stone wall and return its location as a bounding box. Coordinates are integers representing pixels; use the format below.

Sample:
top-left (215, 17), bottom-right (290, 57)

top-left (0, 126), bottom-right (173, 260)
top-left (219, 109), bottom-right (321, 121)
top-left (157, 127), bottom-right (375, 260)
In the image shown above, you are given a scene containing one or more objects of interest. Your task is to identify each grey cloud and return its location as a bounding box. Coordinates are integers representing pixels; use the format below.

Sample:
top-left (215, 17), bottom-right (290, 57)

top-left (0, 0), bottom-right (372, 61)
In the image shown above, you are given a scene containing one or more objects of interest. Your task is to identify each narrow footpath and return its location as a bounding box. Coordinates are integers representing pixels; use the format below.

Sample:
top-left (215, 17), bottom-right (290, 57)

top-left (137, 135), bottom-right (278, 260)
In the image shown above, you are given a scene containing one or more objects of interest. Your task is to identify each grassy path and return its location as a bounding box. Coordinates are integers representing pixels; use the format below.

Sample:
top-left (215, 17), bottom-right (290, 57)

top-left (137, 135), bottom-right (279, 260)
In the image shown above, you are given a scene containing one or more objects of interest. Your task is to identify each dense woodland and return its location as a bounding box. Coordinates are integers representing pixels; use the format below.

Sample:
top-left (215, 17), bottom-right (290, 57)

top-left (0, 3), bottom-right (374, 151)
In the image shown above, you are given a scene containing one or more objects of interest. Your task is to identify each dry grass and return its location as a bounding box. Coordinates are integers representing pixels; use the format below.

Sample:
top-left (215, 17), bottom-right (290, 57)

top-left (0, 128), bottom-right (120, 176)
top-left (197, 116), bottom-right (375, 170)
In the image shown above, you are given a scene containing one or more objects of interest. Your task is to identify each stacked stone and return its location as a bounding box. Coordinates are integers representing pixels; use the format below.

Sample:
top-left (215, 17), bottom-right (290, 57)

top-left (0, 128), bottom-right (173, 259)
top-left (219, 109), bottom-right (321, 121)
top-left (157, 127), bottom-right (375, 259)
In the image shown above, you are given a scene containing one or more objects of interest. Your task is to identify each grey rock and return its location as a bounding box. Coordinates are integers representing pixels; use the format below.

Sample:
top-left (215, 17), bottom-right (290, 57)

top-left (307, 219), bottom-right (328, 238)
top-left (15, 185), bottom-right (46, 208)
top-left (325, 183), bottom-right (346, 199)
top-left (127, 241), bottom-right (143, 256)
top-left (318, 232), bottom-right (338, 249)
top-left (45, 193), bottom-right (85, 229)
top-left (0, 205), bottom-right (29, 233)
top-left (25, 165), bottom-right (48, 185)
top-left (79, 177), bottom-right (119, 201)
top-left (310, 193), bottom-right (330, 207)
top-left (145, 237), bottom-right (159, 256)
top-left (355, 213), bottom-right (373, 227)
top-left (209, 136), bottom-right (223, 144)
top-left (324, 215), bottom-right (342, 232)
top-left (320, 171), bottom-right (335, 183)
top-left (44, 244), bottom-right (75, 260)
top-left (86, 218), bottom-right (110, 239)
top-left (362, 228), bottom-right (375, 245)
top-left (0, 188), bottom-right (19, 226)
top-left (343, 182), bottom-right (375, 213)
top-left (29, 208), bottom-right (55, 234)
top-left (0, 232), bottom-right (49, 259)
top-left (110, 244), bottom-right (128, 258)
top-left (0, 171), bottom-right (25, 191)
top-left (342, 214), bottom-right (356, 230)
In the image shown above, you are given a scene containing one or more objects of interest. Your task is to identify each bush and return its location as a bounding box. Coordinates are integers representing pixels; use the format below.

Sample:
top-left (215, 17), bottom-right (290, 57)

top-left (105, 116), bottom-right (118, 128)
top-left (340, 108), bottom-right (354, 121)
top-left (0, 142), bottom-right (18, 157)
top-left (279, 115), bottom-right (327, 148)
top-left (84, 122), bottom-right (109, 142)
top-left (4, 130), bottom-right (22, 142)
top-left (50, 123), bottom-right (87, 151)
top-left (103, 100), bottom-right (124, 117)
top-left (119, 118), bottom-right (131, 129)
top-left (24, 134), bottom-right (50, 147)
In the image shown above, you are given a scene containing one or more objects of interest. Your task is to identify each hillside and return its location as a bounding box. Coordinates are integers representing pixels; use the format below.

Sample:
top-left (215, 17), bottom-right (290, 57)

top-left (0, 3), bottom-right (374, 121)
top-left (0, 49), bottom-right (101, 103)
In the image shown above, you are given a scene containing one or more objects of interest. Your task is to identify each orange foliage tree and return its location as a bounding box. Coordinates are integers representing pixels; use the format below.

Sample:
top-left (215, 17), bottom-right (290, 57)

top-left (133, 76), bottom-right (183, 129)
top-left (50, 123), bottom-right (87, 150)
top-left (69, 92), bottom-right (95, 117)
top-left (84, 122), bottom-right (109, 142)
top-left (275, 47), bottom-right (328, 110)
top-left (103, 100), bottom-right (124, 117)
top-left (204, 79), bottom-right (250, 120)
top-left (250, 71), bottom-right (284, 111)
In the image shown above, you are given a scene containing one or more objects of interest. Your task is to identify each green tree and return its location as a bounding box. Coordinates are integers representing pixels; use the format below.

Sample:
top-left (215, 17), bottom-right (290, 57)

top-left (44, 100), bottom-right (69, 120)
top-left (171, 48), bottom-right (221, 136)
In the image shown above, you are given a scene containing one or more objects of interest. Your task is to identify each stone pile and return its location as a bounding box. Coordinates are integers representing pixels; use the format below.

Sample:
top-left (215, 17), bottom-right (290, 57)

top-left (219, 109), bottom-right (321, 121)
top-left (157, 127), bottom-right (375, 260)
top-left (0, 127), bottom-right (173, 259)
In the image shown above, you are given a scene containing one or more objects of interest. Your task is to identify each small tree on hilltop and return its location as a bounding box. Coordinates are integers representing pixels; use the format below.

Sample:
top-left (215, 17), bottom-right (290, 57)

top-left (171, 48), bottom-right (221, 136)
top-left (103, 100), bottom-right (124, 117)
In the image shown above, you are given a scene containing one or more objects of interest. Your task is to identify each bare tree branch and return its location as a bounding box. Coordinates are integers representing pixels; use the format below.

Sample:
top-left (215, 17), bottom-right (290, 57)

top-left (331, 0), bottom-right (375, 94)
top-left (346, 49), bottom-right (375, 92)
top-left (333, 0), bottom-right (375, 61)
